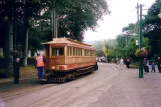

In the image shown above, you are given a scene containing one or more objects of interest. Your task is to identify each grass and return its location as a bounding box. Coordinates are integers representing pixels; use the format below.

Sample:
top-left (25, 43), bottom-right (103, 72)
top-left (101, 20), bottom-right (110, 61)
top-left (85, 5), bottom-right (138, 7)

top-left (130, 62), bottom-right (139, 69)
top-left (20, 65), bottom-right (37, 78)
top-left (0, 65), bottom-right (37, 78)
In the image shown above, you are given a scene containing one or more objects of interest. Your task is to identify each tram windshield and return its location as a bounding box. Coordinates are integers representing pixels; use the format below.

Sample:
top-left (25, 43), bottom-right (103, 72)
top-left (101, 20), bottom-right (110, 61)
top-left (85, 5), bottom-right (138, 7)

top-left (52, 47), bottom-right (64, 56)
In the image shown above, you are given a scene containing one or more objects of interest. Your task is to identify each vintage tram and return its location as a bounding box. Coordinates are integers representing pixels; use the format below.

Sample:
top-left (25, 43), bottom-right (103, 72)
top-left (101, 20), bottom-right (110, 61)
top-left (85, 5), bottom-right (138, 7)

top-left (42, 37), bottom-right (98, 82)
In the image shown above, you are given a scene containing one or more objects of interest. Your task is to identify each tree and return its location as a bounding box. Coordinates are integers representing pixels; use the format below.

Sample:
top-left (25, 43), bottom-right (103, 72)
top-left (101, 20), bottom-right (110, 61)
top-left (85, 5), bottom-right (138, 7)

top-left (122, 23), bottom-right (138, 36)
top-left (0, 0), bottom-right (15, 67)
top-left (0, 0), bottom-right (43, 67)
top-left (1, 0), bottom-right (109, 67)
top-left (143, 0), bottom-right (161, 56)
top-left (32, 0), bottom-right (110, 41)
top-left (103, 44), bottom-right (109, 57)
top-left (92, 41), bottom-right (104, 57)
top-left (21, 0), bottom-right (43, 66)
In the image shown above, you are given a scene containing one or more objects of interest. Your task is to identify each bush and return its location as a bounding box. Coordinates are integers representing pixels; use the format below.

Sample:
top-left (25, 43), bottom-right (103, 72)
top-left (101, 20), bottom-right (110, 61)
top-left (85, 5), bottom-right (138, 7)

top-left (0, 57), bottom-right (8, 68)
top-left (0, 68), bottom-right (13, 78)
top-left (0, 57), bottom-right (36, 78)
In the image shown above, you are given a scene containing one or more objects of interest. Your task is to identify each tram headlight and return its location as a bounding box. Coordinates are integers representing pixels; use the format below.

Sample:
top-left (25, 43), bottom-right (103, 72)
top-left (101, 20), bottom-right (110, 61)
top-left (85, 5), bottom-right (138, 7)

top-left (51, 66), bottom-right (55, 70)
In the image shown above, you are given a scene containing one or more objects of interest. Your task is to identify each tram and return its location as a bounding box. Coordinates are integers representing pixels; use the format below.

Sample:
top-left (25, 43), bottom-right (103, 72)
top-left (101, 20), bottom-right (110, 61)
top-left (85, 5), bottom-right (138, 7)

top-left (42, 37), bottom-right (98, 82)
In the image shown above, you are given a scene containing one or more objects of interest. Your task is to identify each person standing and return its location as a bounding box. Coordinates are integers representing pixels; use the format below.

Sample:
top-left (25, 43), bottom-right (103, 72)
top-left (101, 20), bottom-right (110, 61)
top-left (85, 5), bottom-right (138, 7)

top-left (119, 57), bottom-right (124, 70)
top-left (151, 62), bottom-right (156, 72)
top-left (14, 58), bottom-right (20, 84)
top-left (35, 53), bottom-right (46, 79)
top-left (143, 58), bottom-right (147, 73)
top-left (146, 59), bottom-right (149, 73)
top-left (156, 57), bottom-right (161, 73)
top-left (126, 57), bottom-right (130, 69)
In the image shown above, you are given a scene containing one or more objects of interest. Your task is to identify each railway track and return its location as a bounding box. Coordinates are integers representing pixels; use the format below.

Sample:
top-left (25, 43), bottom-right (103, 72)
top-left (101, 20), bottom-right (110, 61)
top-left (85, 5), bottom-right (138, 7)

top-left (0, 79), bottom-right (55, 102)
top-left (0, 69), bottom-right (95, 102)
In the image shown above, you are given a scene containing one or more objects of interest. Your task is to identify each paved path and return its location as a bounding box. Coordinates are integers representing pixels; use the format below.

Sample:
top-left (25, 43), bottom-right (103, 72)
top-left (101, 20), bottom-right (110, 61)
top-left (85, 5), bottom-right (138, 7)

top-left (0, 63), bottom-right (161, 107)
top-left (88, 66), bottom-right (161, 107)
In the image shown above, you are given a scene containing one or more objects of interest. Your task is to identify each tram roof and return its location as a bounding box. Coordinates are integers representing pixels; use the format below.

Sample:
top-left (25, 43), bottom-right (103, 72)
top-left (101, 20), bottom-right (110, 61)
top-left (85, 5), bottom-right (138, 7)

top-left (41, 37), bottom-right (91, 47)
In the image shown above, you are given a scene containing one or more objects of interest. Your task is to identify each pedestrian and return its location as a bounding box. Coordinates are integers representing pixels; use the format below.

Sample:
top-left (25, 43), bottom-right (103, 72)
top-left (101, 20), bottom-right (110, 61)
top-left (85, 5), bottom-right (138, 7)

top-left (143, 58), bottom-right (147, 73)
top-left (126, 57), bottom-right (130, 69)
top-left (35, 53), bottom-right (46, 79)
top-left (151, 62), bottom-right (156, 72)
top-left (156, 57), bottom-right (161, 73)
top-left (146, 59), bottom-right (149, 73)
top-left (119, 57), bottom-right (124, 70)
top-left (13, 58), bottom-right (20, 84)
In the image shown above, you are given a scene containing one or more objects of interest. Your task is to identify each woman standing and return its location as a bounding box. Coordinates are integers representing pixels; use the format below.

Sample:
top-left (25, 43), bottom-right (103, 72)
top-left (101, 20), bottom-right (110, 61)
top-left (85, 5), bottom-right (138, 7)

top-left (120, 57), bottom-right (124, 70)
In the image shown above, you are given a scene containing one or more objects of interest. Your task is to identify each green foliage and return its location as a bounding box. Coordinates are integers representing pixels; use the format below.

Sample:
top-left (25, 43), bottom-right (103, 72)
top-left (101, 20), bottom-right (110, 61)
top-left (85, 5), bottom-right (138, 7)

top-left (122, 23), bottom-right (138, 36)
top-left (30, 0), bottom-right (110, 42)
top-left (92, 41), bottom-right (104, 57)
top-left (143, 0), bottom-right (161, 56)
top-left (92, 39), bottom-right (116, 57)
top-left (112, 35), bottom-right (150, 58)
top-left (10, 44), bottom-right (23, 58)
top-left (28, 27), bottom-right (44, 51)
top-left (103, 44), bottom-right (109, 57)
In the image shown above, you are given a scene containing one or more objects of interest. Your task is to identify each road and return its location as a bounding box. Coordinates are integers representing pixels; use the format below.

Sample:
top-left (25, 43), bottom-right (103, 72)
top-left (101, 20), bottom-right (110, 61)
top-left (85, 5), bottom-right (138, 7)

top-left (1, 63), bottom-right (161, 107)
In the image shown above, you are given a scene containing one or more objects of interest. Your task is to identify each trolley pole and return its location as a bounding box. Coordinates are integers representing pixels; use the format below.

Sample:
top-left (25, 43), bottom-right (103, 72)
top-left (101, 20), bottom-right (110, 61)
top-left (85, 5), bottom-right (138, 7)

top-left (51, 0), bottom-right (58, 39)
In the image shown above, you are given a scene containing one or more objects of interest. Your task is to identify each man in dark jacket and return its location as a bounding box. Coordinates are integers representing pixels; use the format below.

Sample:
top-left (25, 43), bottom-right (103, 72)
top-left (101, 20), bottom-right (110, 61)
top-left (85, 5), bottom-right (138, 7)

top-left (126, 57), bottom-right (130, 69)
top-left (14, 58), bottom-right (20, 84)
top-left (156, 57), bottom-right (161, 73)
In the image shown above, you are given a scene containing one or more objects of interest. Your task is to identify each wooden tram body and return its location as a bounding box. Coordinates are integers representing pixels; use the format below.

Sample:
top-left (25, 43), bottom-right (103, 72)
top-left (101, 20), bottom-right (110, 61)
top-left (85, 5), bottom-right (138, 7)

top-left (42, 38), bottom-right (98, 82)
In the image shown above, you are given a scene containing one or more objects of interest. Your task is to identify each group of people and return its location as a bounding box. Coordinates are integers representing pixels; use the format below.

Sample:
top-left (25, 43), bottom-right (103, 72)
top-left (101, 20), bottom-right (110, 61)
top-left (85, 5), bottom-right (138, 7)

top-left (144, 57), bottom-right (161, 73)
top-left (13, 54), bottom-right (161, 84)
top-left (13, 53), bottom-right (46, 84)
top-left (118, 57), bottom-right (131, 70)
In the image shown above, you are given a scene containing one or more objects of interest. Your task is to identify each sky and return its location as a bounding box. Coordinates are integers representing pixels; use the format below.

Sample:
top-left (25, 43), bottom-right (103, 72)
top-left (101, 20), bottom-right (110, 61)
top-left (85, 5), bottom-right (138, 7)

top-left (83, 0), bottom-right (156, 42)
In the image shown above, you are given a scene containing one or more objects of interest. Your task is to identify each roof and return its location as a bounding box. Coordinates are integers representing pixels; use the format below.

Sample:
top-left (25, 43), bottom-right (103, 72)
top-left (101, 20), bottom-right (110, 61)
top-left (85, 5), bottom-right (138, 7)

top-left (41, 38), bottom-right (91, 47)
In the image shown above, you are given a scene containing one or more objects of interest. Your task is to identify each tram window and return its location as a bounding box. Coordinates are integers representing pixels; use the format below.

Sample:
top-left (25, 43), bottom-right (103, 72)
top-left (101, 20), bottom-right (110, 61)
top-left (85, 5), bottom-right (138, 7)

top-left (73, 48), bottom-right (75, 56)
top-left (76, 48), bottom-right (77, 56)
top-left (78, 48), bottom-right (80, 56)
top-left (52, 47), bottom-right (64, 56)
top-left (85, 50), bottom-right (87, 56)
top-left (92, 51), bottom-right (94, 56)
top-left (77, 48), bottom-right (79, 56)
top-left (85, 49), bottom-right (88, 56)
top-left (89, 50), bottom-right (90, 56)
top-left (81, 49), bottom-right (83, 56)
top-left (91, 51), bottom-right (92, 56)
top-left (70, 47), bottom-right (72, 56)
top-left (79, 49), bottom-right (81, 56)
top-left (79, 49), bottom-right (82, 56)
top-left (68, 47), bottom-right (70, 56)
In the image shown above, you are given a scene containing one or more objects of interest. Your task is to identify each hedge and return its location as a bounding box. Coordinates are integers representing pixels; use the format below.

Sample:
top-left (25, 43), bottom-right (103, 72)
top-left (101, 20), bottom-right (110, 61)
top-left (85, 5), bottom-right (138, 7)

top-left (0, 57), bottom-right (36, 78)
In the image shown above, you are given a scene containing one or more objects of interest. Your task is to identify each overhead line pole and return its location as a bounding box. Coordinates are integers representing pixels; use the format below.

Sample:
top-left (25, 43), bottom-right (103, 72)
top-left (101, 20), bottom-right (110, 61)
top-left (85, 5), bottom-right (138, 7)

top-left (137, 3), bottom-right (143, 78)
top-left (51, 0), bottom-right (58, 39)
top-left (137, 3), bottom-right (139, 35)
top-left (139, 4), bottom-right (143, 78)
top-left (137, 3), bottom-right (141, 78)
